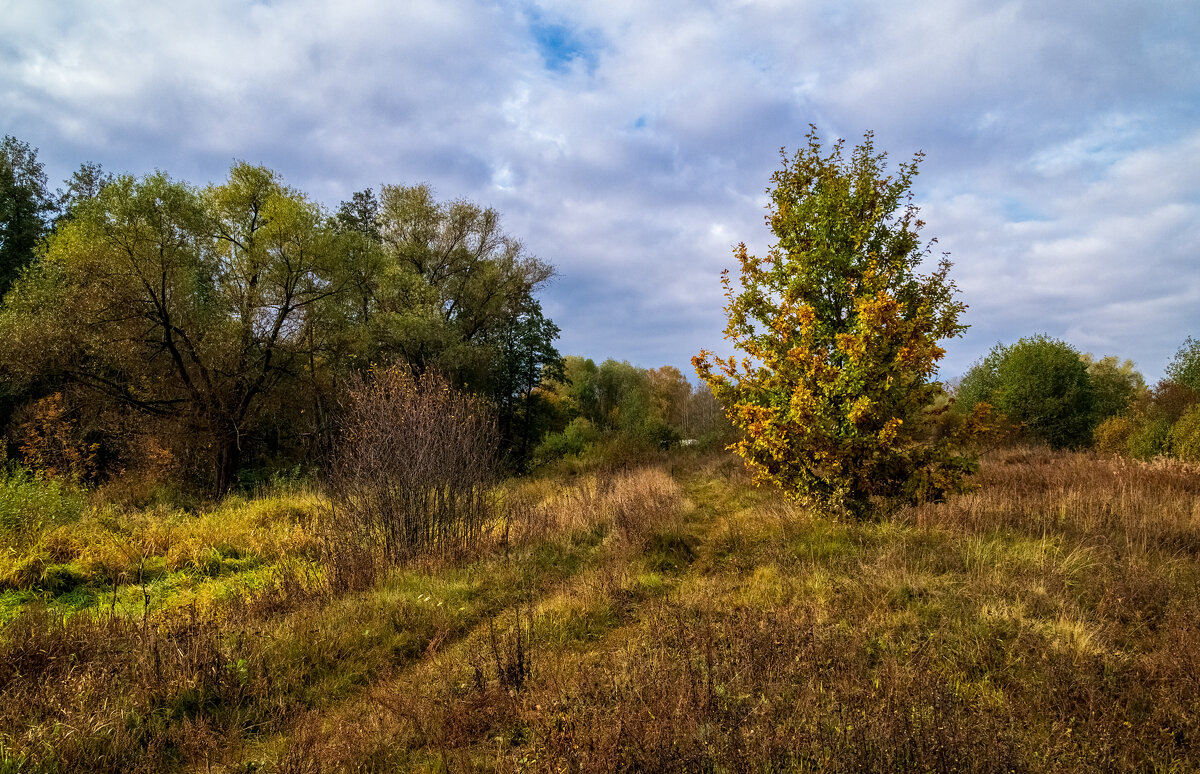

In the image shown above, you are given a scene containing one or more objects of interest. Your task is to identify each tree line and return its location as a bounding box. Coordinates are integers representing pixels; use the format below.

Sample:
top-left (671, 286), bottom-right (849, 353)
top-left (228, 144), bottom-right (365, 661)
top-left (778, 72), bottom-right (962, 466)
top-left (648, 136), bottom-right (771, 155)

top-left (954, 334), bottom-right (1200, 461)
top-left (0, 136), bottom-right (728, 499)
top-left (0, 137), bottom-right (563, 495)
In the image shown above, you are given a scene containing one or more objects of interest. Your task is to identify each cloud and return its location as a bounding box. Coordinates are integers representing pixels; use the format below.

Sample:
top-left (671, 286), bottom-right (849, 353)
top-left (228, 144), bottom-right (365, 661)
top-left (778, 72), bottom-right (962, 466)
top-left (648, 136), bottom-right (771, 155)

top-left (2, 0), bottom-right (1197, 380)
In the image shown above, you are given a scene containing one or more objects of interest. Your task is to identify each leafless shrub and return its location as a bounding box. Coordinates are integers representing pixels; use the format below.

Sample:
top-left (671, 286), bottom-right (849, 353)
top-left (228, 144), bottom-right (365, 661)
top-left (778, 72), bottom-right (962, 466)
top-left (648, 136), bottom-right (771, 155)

top-left (485, 603), bottom-right (535, 692)
top-left (327, 367), bottom-right (499, 564)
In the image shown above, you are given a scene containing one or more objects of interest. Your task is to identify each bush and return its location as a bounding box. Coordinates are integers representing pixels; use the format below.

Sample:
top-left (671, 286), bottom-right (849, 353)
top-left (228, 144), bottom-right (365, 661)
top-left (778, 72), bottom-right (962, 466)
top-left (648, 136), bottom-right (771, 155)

top-left (1093, 415), bottom-right (1136, 455)
top-left (1128, 417), bottom-right (1171, 461)
top-left (328, 367), bottom-right (499, 564)
top-left (958, 335), bottom-right (1095, 449)
top-left (1170, 405), bottom-right (1200, 462)
top-left (0, 467), bottom-right (86, 547)
top-left (533, 417), bottom-right (600, 466)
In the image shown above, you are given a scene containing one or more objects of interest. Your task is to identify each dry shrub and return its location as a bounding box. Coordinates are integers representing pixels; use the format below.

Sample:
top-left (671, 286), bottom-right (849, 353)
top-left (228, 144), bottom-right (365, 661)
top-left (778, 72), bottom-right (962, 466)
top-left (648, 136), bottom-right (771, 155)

top-left (328, 367), bottom-right (499, 565)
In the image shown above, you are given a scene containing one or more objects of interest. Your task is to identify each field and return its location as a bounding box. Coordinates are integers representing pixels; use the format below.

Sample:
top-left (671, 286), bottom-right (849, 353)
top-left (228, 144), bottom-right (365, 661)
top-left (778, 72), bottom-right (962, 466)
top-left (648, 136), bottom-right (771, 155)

top-left (2, 448), bottom-right (1199, 772)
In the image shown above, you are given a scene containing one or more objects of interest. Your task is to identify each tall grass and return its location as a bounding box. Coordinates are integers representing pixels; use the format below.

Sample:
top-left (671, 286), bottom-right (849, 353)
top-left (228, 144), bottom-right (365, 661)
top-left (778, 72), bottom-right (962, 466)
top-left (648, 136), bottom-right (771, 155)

top-left (0, 467), bottom-right (86, 548)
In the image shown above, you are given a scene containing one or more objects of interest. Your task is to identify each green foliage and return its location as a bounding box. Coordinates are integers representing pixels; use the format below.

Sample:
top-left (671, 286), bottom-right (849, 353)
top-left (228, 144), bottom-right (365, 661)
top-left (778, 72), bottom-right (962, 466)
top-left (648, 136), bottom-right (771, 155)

top-left (533, 417), bottom-right (601, 465)
top-left (0, 167), bottom-right (560, 495)
top-left (0, 467), bottom-right (86, 547)
top-left (0, 136), bottom-right (54, 297)
top-left (354, 183), bottom-right (555, 380)
top-left (695, 128), bottom-right (975, 519)
top-left (489, 297), bottom-right (564, 469)
top-left (958, 335), bottom-right (1095, 449)
top-left (537, 357), bottom-right (719, 466)
top-left (1166, 336), bottom-right (1200, 393)
top-left (1082, 354), bottom-right (1145, 424)
top-left (1128, 417), bottom-right (1171, 460)
top-left (1168, 405), bottom-right (1200, 462)
top-left (0, 165), bottom-right (345, 495)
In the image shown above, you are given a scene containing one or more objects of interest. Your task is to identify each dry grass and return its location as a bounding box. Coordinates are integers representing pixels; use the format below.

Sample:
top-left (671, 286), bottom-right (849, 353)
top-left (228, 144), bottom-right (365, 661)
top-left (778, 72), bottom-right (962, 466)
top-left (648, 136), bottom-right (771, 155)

top-left (2, 450), bottom-right (1199, 772)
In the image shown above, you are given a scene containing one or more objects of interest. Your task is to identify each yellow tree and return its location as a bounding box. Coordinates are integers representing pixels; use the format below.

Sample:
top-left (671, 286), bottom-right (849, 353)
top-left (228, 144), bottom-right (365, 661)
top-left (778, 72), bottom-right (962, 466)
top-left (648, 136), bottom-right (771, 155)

top-left (695, 128), bottom-right (981, 518)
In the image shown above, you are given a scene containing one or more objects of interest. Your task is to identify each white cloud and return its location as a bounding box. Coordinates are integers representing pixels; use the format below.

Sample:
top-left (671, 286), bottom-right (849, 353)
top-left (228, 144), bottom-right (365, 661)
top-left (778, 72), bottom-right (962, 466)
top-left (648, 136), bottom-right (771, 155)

top-left (2, 0), bottom-right (1197, 378)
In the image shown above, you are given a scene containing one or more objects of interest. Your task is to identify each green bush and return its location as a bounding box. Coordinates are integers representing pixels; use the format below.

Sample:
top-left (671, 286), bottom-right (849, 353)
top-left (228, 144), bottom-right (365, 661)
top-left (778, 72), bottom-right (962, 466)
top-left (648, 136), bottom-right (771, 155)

top-left (1128, 417), bottom-right (1171, 461)
top-left (533, 417), bottom-right (601, 466)
top-left (1170, 405), bottom-right (1200, 462)
top-left (958, 335), bottom-right (1095, 449)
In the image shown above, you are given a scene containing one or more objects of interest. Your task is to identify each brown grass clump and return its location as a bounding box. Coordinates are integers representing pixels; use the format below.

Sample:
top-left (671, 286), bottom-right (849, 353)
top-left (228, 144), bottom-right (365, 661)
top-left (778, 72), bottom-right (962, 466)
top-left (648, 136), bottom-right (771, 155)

top-left (504, 466), bottom-right (687, 549)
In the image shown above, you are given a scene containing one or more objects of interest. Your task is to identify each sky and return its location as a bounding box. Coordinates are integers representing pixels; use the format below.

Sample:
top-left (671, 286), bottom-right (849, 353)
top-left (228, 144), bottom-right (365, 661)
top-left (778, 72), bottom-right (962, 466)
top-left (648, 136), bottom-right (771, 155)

top-left (2, 0), bottom-right (1198, 381)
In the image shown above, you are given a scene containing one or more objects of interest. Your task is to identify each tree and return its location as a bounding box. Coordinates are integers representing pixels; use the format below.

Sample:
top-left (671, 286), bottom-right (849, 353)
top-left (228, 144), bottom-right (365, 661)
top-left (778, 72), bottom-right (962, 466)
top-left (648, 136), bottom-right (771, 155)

top-left (487, 296), bottom-right (564, 467)
top-left (0, 164), bottom-right (347, 495)
top-left (55, 161), bottom-right (113, 221)
top-left (1081, 354), bottom-right (1146, 424)
top-left (366, 184), bottom-right (554, 381)
top-left (957, 335), bottom-right (1095, 449)
top-left (694, 128), bottom-right (975, 519)
top-left (0, 136), bottom-right (55, 297)
top-left (647, 366), bottom-right (692, 432)
top-left (1166, 336), bottom-right (1200, 394)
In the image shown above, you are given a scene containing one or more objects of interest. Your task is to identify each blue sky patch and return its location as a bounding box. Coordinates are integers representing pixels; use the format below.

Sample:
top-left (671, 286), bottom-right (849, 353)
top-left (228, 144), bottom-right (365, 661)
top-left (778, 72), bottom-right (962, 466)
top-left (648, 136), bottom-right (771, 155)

top-left (528, 11), bottom-right (598, 74)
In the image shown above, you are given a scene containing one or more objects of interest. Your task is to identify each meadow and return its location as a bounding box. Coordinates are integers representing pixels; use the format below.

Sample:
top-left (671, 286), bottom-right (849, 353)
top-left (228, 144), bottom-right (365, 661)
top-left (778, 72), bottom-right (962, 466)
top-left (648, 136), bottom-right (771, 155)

top-left (1, 447), bottom-right (1198, 772)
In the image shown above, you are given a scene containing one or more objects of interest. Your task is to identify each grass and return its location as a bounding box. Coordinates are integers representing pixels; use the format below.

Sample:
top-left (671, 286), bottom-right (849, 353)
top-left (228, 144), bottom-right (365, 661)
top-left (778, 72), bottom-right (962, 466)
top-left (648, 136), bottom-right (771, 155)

top-left (1, 450), bottom-right (1199, 771)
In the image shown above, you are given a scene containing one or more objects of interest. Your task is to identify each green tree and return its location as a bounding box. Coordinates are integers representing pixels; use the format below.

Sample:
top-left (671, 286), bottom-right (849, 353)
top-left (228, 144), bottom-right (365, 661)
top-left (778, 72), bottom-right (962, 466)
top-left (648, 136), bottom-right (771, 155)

top-left (488, 297), bottom-right (564, 467)
top-left (367, 184), bottom-right (553, 381)
top-left (1166, 337), bottom-right (1200, 393)
top-left (55, 161), bottom-right (113, 221)
top-left (0, 136), bottom-right (55, 297)
top-left (695, 128), bottom-right (975, 519)
top-left (957, 335), bottom-right (1095, 449)
top-left (553, 356), bottom-right (601, 423)
top-left (0, 164), bottom-right (347, 495)
top-left (1081, 354), bottom-right (1146, 424)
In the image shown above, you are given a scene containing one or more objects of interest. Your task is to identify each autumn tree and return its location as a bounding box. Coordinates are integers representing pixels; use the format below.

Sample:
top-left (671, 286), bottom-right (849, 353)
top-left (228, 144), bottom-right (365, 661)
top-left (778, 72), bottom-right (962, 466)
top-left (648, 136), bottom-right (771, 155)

top-left (695, 128), bottom-right (977, 519)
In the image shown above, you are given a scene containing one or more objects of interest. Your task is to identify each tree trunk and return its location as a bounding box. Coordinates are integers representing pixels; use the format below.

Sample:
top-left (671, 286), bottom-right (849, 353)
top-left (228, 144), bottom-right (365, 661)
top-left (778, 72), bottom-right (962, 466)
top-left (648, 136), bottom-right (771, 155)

top-left (213, 422), bottom-right (240, 498)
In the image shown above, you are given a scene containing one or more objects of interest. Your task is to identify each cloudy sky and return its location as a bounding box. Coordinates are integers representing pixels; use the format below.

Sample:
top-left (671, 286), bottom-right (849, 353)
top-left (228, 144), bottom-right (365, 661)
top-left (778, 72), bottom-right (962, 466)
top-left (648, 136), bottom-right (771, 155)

top-left (3, 0), bottom-right (1198, 380)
